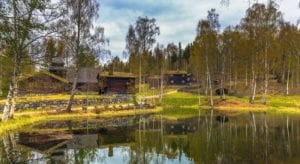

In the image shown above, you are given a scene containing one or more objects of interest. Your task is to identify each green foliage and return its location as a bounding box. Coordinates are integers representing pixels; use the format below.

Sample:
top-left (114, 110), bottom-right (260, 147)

top-left (77, 47), bottom-right (99, 67)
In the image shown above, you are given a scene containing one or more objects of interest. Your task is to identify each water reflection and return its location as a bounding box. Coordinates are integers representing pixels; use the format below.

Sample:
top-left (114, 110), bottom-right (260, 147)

top-left (1, 114), bottom-right (300, 163)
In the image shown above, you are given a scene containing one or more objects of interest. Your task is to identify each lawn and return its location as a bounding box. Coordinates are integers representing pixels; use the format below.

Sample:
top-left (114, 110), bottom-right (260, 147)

top-left (159, 92), bottom-right (300, 119)
top-left (0, 93), bottom-right (110, 105)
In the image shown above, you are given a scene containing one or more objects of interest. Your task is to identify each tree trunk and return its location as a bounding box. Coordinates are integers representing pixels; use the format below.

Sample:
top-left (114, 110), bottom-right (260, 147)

top-left (286, 61), bottom-right (290, 95)
top-left (206, 56), bottom-right (213, 107)
top-left (208, 72), bottom-right (214, 107)
top-left (229, 63), bottom-right (232, 90)
top-left (197, 72), bottom-right (201, 106)
top-left (159, 61), bottom-right (164, 104)
top-left (261, 43), bottom-right (268, 105)
top-left (291, 69), bottom-right (294, 89)
top-left (139, 53), bottom-right (142, 94)
top-left (9, 79), bottom-right (17, 119)
top-left (249, 61), bottom-right (256, 104)
top-left (205, 72), bottom-right (208, 98)
top-left (245, 66), bottom-right (248, 87)
top-left (66, 72), bottom-right (78, 112)
top-left (221, 51), bottom-right (225, 99)
top-left (2, 83), bottom-right (13, 122)
top-left (234, 71), bottom-right (237, 90)
top-left (297, 57), bottom-right (299, 87)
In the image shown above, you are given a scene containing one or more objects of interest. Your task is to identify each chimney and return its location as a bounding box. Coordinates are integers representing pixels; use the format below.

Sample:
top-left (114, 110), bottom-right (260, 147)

top-left (109, 64), bottom-right (113, 75)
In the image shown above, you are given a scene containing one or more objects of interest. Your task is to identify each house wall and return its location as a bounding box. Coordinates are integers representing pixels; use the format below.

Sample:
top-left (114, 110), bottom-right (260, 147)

top-left (166, 74), bottom-right (190, 85)
top-left (99, 77), bottom-right (135, 94)
top-left (76, 83), bottom-right (99, 92)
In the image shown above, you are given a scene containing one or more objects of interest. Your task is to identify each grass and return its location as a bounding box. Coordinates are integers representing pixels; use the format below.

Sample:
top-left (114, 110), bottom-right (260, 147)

top-left (0, 94), bottom-right (108, 105)
top-left (158, 91), bottom-right (300, 119)
top-left (136, 84), bottom-right (178, 97)
top-left (2, 90), bottom-right (300, 134)
top-left (0, 106), bottom-right (162, 136)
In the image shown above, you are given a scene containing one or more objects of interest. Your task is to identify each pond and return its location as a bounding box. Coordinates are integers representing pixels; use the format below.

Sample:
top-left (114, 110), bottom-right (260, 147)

top-left (1, 113), bottom-right (300, 163)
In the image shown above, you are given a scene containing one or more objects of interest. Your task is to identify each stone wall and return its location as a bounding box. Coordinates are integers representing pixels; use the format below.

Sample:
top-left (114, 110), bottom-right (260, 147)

top-left (0, 96), bottom-right (133, 111)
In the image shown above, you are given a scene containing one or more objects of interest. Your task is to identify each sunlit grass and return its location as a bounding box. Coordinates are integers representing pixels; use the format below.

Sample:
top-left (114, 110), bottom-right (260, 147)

top-left (0, 94), bottom-right (109, 105)
top-left (160, 91), bottom-right (300, 119)
top-left (0, 106), bottom-right (162, 136)
top-left (136, 84), bottom-right (178, 97)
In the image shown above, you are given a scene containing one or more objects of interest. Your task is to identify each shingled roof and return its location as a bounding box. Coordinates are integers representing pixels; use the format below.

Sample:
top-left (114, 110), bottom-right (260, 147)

top-left (67, 68), bottom-right (100, 83)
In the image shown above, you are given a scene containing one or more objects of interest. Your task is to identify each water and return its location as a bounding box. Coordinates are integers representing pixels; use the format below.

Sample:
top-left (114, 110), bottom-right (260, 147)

top-left (1, 113), bottom-right (300, 164)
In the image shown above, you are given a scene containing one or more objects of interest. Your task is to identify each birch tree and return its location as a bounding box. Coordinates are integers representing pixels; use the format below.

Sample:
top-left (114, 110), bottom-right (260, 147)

top-left (0, 0), bottom-right (63, 121)
top-left (64, 0), bottom-right (107, 112)
top-left (126, 17), bottom-right (160, 95)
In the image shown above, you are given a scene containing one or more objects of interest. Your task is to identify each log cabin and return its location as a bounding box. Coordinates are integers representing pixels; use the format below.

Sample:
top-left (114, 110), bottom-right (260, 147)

top-left (98, 71), bottom-right (136, 95)
top-left (18, 71), bottom-right (70, 95)
top-left (165, 71), bottom-right (195, 85)
top-left (67, 68), bottom-right (100, 92)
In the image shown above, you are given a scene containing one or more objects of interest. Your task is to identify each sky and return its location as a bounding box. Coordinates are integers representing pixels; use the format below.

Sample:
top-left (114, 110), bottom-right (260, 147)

top-left (97, 0), bottom-right (300, 60)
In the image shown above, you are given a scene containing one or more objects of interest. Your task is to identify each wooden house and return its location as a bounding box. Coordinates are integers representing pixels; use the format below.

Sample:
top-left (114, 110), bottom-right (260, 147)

top-left (48, 57), bottom-right (66, 78)
top-left (18, 71), bottom-right (70, 95)
top-left (98, 71), bottom-right (136, 94)
top-left (67, 68), bottom-right (100, 92)
top-left (165, 71), bottom-right (195, 85)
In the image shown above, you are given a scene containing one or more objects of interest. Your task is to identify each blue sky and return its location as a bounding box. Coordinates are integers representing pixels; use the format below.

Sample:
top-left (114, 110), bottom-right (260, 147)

top-left (97, 0), bottom-right (299, 60)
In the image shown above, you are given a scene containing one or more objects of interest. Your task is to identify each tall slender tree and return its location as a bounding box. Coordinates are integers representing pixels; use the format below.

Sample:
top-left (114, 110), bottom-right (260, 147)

top-left (126, 17), bottom-right (160, 95)
top-left (65, 0), bottom-right (107, 112)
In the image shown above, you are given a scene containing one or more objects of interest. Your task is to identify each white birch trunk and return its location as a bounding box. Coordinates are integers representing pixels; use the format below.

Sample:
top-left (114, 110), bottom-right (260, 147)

top-left (2, 83), bottom-right (13, 121)
top-left (286, 61), bottom-right (290, 95)
top-left (66, 72), bottom-right (78, 112)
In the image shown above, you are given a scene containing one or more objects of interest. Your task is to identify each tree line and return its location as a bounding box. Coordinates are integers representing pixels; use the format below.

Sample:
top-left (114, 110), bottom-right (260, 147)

top-left (123, 2), bottom-right (300, 106)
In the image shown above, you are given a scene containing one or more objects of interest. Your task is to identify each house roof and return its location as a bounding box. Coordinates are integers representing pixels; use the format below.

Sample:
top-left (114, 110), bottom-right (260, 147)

top-left (67, 68), bottom-right (100, 83)
top-left (18, 70), bottom-right (68, 83)
top-left (148, 75), bottom-right (161, 79)
top-left (165, 70), bottom-right (188, 74)
top-left (99, 71), bottom-right (136, 78)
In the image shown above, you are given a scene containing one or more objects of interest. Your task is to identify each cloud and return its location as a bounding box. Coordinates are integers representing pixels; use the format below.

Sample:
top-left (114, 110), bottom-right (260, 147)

top-left (98, 0), bottom-right (300, 59)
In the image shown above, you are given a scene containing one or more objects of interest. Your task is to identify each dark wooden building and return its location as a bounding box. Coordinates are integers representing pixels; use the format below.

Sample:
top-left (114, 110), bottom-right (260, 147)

top-left (48, 57), bottom-right (66, 78)
top-left (98, 71), bottom-right (136, 94)
top-left (67, 68), bottom-right (100, 92)
top-left (165, 71), bottom-right (194, 85)
top-left (18, 71), bottom-right (70, 95)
